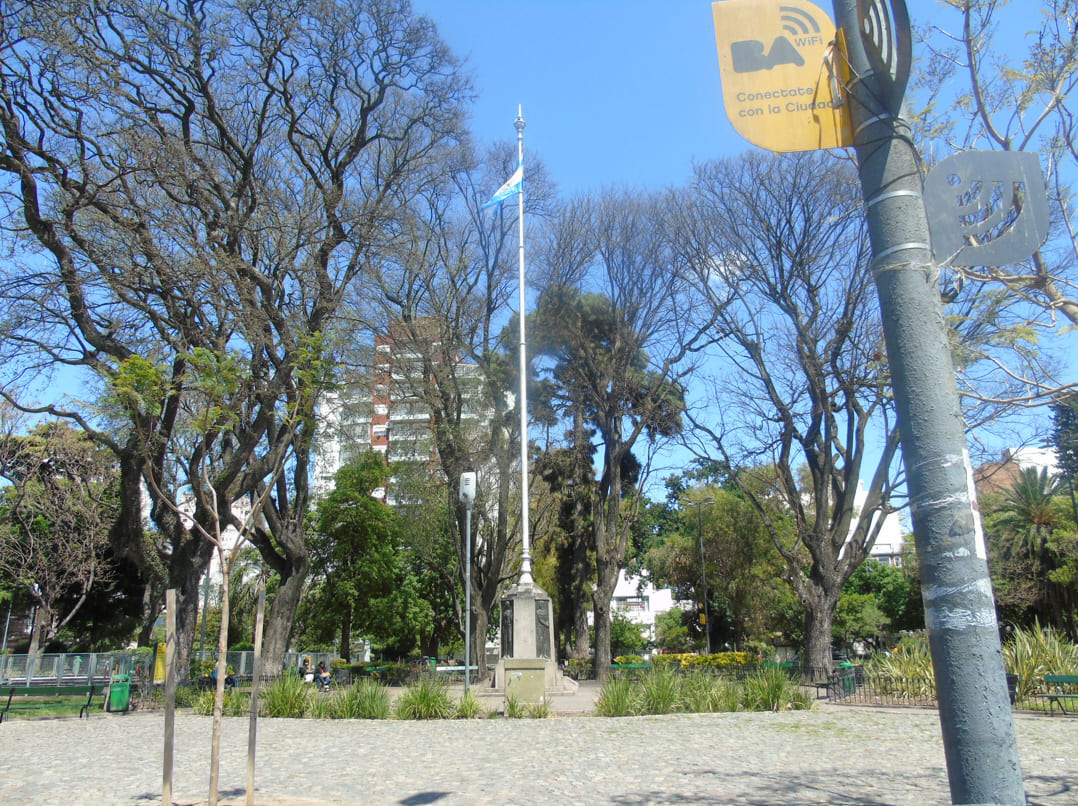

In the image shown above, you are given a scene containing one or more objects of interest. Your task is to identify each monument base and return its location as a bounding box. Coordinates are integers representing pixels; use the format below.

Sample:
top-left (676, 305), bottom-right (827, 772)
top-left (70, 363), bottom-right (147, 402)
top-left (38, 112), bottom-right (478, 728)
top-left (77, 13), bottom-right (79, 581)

top-left (493, 578), bottom-right (576, 700)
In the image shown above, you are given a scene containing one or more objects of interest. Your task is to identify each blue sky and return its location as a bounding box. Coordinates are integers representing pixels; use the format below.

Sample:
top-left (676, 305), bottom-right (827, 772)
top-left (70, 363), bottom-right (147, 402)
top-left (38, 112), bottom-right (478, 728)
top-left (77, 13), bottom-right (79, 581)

top-left (411, 0), bottom-right (969, 194)
top-left (410, 0), bottom-right (1072, 479)
top-left (413, 0), bottom-right (733, 193)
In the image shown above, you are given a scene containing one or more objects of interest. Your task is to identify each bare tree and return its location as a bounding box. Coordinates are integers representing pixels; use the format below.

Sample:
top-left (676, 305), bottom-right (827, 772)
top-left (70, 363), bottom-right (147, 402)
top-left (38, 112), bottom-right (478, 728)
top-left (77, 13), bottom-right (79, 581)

top-left (680, 152), bottom-right (902, 675)
top-left (0, 0), bottom-right (470, 675)
top-left (911, 0), bottom-right (1078, 411)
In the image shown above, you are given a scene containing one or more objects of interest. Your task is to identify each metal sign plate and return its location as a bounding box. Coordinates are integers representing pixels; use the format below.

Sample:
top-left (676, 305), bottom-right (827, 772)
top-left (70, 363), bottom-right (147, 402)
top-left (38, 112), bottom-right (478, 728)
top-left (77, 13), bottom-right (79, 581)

top-left (712, 0), bottom-right (853, 152)
top-left (924, 151), bottom-right (1050, 267)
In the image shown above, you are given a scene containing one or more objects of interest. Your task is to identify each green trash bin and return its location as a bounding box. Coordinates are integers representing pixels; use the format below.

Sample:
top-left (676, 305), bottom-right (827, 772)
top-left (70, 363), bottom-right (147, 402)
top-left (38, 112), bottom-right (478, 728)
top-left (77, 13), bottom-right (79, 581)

top-left (840, 664), bottom-right (856, 695)
top-left (108, 673), bottom-right (131, 712)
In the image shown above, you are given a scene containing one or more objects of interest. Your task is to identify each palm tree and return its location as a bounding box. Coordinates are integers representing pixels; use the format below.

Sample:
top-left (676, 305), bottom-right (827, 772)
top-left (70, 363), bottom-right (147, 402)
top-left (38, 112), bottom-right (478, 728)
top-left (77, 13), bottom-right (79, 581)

top-left (995, 467), bottom-right (1062, 571)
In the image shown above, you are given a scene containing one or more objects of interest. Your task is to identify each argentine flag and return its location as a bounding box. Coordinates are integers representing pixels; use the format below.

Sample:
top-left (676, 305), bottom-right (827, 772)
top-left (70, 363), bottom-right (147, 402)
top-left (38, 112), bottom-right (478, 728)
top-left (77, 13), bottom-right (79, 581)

top-left (482, 161), bottom-right (523, 209)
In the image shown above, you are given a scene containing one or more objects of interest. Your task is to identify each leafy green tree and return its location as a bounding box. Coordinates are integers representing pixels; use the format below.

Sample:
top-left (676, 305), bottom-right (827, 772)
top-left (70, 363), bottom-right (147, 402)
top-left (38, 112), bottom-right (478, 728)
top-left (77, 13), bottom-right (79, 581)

top-left (654, 608), bottom-right (693, 654)
top-left (644, 482), bottom-right (797, 650)
top-left (609, 611), bottom-right (649, 657)
top-left (832, 593), bottom-right (887, 651)
top-left (0, 422), bottom-right (120, 655)
top-left (1050, 394), bottom-right (1078, 526)
top-left (531, 445), bottom-right (594, 660)
top-left (527, 216), bottom-right (716, 681)
top-left (843, 558), bottom-right (922, 635)
top-left (310, 453), bottom-right (405, 659)
top-left (984, 467), bottom-right (1078, 636)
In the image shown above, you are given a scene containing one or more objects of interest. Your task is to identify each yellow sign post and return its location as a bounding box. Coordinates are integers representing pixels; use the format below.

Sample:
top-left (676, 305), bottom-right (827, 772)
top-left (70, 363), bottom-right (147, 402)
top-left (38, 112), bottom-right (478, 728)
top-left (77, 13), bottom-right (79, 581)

top-left (712, 0), bottom-right (852, 152)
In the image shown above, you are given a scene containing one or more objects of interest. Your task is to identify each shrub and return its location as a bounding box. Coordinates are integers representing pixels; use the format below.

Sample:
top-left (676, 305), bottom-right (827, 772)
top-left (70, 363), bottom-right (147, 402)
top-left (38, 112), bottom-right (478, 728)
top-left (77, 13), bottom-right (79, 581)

top-left (394, 677), bottom-right (453, 720)
top-left (307, 690), bottom-right (336, 719)
top-left (453, 689), bottom-right (483, 719)
top-left (174, 686), bottom-right (199, 707)
top-left (261, 673), bottom-right (310, 718)
top-left (566, 658), bottom-right (593, 680)
top-left (681, 670), bottom-right (740, 713)
top-left (1003, 623), bottom-right (1078, 701)
top-left (741, 665), bottom-right (810, 711)
top-left (637, 666), bottom-right (682, 715)
top-left (613, 655), bottom-right (646, 665)
top-left (595, 677), bottom-right (637, 717)
top-left (191, 689), bottom-right (250, 716)
top-left (525, 700), bottom-right (551, 718)
top-left (654, 651), bottom-right (757, 670)
top-left (864, 639), bottom-right (935, 699)
top-left (503, 694), bottom-right (527, 718)
top-left (335, 679), bottom-right (391, 719)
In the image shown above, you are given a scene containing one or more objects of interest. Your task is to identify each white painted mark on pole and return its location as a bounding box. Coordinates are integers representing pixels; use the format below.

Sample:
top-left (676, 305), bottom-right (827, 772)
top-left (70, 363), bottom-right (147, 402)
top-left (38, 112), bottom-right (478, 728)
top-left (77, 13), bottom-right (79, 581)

top-left (962, 449), bottom-right (988, 560)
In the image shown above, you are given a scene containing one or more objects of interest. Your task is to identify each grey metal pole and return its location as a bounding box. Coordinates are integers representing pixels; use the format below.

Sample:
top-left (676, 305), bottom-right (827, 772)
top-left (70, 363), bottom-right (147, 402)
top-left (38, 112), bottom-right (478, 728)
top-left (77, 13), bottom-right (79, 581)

top-left (832, 2), bottom-right (1024, 803)
top-left (464, 501), bottom-right (473, 693)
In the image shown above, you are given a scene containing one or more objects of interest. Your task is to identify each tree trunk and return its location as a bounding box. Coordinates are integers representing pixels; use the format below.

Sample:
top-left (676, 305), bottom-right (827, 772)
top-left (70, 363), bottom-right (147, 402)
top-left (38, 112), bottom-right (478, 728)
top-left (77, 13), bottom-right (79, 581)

top-left (258, 519), bottom-right (310, 674)
top-left (569, 527), bottom-right (595, 659)
top-left (137, 581), bottom-right (164, 648)
top-left (27, 605), bottom-right (49, 658)
top-left (801, 586), bottom-right (839, 679)
top-left (173, 563), bottom-right (206, 685)
top-left (340, 601), bottom-right (352, 662)
top-left (591, 586), bottom-right (614, 683)
top-left (471, 605), bottom-right (489, 679)
top-left (260, 561), bottom-right (306, 674)
top-left (568, 407), bottom-right (592, 660)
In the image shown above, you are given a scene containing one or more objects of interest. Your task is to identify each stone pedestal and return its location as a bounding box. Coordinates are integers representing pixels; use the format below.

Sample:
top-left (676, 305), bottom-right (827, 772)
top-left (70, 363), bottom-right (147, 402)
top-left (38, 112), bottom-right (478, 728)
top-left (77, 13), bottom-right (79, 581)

top-left (503, 658), bottom-right (547, 704)
top-left (494, 580), bottom-right (574, 696)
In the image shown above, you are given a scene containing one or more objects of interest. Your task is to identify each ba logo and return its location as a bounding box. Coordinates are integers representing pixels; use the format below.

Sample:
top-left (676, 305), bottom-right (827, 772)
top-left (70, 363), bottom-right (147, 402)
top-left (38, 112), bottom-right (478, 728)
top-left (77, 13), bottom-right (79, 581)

top-left (730, 5), bottom-right (826, 73)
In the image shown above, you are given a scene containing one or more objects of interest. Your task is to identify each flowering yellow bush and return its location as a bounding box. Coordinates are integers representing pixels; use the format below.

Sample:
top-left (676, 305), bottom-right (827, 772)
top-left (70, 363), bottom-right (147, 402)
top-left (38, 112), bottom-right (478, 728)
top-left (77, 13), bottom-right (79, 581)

top-left (654, 652), bottom-right (758, 669)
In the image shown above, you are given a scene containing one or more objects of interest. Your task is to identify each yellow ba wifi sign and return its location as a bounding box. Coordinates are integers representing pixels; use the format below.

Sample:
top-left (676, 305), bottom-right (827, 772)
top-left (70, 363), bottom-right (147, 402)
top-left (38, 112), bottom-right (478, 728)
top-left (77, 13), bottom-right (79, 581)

top-left (712, 0), bottom-right (853, 152)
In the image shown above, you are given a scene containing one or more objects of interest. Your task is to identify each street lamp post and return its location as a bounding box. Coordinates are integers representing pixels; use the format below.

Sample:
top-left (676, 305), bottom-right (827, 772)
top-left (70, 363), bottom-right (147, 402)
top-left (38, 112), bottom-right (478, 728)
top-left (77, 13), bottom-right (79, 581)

top-left (692, 499), bottom-right (714, 655)
top-left (459, 472), bottom-right (477, 692)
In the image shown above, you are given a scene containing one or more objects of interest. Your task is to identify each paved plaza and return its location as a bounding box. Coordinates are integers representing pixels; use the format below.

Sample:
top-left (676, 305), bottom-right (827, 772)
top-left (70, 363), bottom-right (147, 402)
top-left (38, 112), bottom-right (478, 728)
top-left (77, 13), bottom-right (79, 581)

top-left (0, 693), bottom-right (1075, 805)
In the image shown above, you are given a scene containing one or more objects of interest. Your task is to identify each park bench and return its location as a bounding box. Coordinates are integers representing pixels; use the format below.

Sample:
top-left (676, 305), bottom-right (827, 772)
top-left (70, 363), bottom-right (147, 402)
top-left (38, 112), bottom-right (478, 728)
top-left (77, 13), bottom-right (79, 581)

top-left (0, 682), bottom-right (102, 723)
top-left (816, 666), bottom-right (860, 700)
top-left (1034, 674), bottom-right (1078, 716)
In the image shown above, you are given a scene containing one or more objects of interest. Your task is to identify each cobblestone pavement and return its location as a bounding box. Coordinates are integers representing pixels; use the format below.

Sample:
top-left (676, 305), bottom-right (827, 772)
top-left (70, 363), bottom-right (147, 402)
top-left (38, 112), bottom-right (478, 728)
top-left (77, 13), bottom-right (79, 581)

top-left (0, 703), bottom-right (1074, 805)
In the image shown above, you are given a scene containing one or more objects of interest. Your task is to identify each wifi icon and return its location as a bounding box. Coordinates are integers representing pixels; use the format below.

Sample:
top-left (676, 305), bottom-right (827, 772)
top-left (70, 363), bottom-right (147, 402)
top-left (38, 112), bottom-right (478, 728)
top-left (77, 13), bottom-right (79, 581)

top-left (780, 5), bottom-right (821, 37)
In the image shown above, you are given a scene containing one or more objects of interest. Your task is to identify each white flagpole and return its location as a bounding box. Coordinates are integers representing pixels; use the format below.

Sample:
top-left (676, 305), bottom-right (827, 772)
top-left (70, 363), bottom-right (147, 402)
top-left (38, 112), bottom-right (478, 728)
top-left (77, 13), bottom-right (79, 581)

top-left (514, 105), bottom-right (533, 584)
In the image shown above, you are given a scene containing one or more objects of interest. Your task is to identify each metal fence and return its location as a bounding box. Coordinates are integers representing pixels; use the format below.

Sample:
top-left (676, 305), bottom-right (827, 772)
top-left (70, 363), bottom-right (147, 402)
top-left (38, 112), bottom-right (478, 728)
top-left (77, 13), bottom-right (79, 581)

top-left (1, 649), bottom-right (338, 687)
top-left (0, 650), bottom-right (153, 686)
